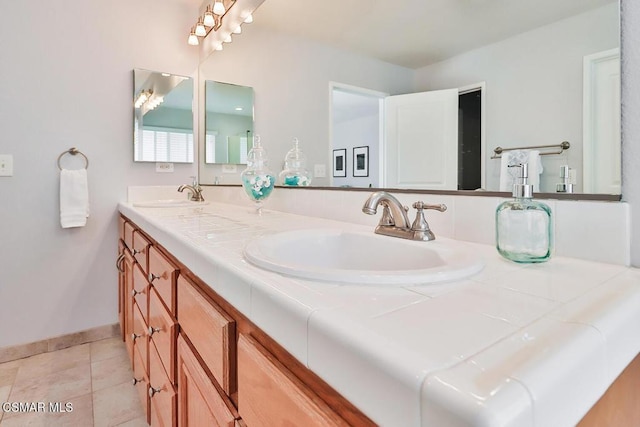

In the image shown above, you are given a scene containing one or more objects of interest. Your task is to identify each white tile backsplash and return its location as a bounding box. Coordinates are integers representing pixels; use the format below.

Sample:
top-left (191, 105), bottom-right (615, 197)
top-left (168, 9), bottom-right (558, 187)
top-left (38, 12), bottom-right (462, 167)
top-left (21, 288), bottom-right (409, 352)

top-left (201, 186), bottom-right (630, 265)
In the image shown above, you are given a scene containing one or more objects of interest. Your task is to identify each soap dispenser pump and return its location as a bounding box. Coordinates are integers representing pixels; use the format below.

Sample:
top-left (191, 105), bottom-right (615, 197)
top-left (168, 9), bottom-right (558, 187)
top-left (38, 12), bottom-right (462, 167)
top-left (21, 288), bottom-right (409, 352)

top-left (496, 163), bottom-right (552, 263)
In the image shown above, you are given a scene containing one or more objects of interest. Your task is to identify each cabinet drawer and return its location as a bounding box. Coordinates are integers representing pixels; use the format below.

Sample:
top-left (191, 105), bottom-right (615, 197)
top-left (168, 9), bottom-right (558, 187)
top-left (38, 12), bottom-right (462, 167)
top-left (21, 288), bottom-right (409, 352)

top-left (132, 264), bottom-right (149, 323)
top-left (132, 230), bottom-right (151, 273)
top-left (124, 221), bottom-right (135, 250)
top-left (132, 302), bottom-right (149, 375)
top-left (133, 345), bottom-right (150, 424)
top-left (149, 287), bottom-right (177, 384)
top-left (149, 343), bottom-right (177, 427)
top-left (177, 276), bottom-right (236, 395)
top-left (148, 246), bottom-right (177, 315)
top-left (238, 335), bottom-right (347, 427)
top-left (177, 335), bottom-right (237, 427)
top-left (119, 217), bottom-right (127, 243)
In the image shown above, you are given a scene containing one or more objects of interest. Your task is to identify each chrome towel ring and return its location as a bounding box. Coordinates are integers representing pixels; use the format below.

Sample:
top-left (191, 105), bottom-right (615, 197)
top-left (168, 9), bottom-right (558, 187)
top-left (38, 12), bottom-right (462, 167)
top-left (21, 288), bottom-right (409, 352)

top-left (57, 147), bottom-right (89, 170)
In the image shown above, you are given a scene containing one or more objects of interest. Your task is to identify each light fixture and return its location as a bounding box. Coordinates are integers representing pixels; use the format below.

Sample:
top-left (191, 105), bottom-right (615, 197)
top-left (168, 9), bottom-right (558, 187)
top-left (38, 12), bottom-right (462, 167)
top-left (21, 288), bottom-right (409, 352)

top-left (203, 5), bottom-right (215, 27)
top-left (213, 1), bottom-right (225, 15)
top-left (188, 1), bottom-right (249, 46)
top-left (187, 27), bottom-right (199, 45)
top-left (235, 107), bottom-right (243, 111)
top-left (195, 17), bottom-right (206, 37)
top-left (161, 73), bottom-right (171, 77)
top-left (215, 43), bottom-right (223, 51)
top-left (134, 90), bottom-right (151, 108)
top-left (146, 95), bottom-right (164, 110)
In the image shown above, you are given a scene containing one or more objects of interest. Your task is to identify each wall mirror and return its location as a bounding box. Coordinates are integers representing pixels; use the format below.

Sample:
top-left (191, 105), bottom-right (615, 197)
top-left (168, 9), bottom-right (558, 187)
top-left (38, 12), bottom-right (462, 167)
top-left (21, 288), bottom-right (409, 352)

top-left (198, 0), bottom-right (620, 197)
top-left (204, 80), bottom-right (255, 164)
top-left (133, 69), bottom-right (194, 163)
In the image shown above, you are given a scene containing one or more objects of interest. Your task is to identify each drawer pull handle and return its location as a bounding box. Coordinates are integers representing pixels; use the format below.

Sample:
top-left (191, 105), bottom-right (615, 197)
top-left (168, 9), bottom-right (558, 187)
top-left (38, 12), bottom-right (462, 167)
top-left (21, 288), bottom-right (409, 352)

top-left (149, 386), bottom-right (162, 398)
top-left (148, 326), bottom-right (161, 336)
top-left (131, 333), bottom-right (141, 342)
top-left (148, 273), bottom-right (160, 283)
top-left (132, 248), bottom-right (143, 256)
top-left (132, 377), bottom-right (144, 386)
top-left (116, 254), bottom-right (125, 273)
top-left (131, 289), bottom-right (143, 297)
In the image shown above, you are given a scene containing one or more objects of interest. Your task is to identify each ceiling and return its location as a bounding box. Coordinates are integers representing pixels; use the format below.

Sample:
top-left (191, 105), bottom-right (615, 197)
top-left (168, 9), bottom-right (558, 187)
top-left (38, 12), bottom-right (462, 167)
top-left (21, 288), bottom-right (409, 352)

top-left (251, 0), bottom-right (617, 69)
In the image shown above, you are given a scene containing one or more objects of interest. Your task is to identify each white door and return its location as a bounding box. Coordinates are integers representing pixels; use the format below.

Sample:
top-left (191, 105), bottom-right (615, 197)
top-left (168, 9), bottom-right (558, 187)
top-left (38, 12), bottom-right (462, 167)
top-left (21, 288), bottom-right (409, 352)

top-left (583, 48), bottom-right (621, 194)
top-left (384, 89), bottom-right (459, 190)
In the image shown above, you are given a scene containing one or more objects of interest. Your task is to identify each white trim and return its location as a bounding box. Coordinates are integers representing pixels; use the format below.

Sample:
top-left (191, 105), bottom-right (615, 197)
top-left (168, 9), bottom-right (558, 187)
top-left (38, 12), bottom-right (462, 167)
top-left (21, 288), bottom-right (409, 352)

top-left (583, 48), bottom-right (620, 193)
top-left (458, 82), bottom-right (486, 190)
top-left (328, 82), bottom-right (388, 188)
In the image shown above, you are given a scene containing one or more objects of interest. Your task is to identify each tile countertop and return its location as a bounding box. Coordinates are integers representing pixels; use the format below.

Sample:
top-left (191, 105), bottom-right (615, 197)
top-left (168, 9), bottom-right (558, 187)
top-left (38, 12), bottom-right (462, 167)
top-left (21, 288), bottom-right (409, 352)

top-left (119, 201), bottom-right (640, 427)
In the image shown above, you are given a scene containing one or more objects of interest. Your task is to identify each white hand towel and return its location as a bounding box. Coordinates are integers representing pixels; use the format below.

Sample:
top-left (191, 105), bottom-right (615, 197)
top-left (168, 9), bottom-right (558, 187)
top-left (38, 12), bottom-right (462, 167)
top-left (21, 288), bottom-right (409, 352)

top-left (60, 168), bottom-right (90, 228)
top-left (499, 149), bottom-right (543, 192)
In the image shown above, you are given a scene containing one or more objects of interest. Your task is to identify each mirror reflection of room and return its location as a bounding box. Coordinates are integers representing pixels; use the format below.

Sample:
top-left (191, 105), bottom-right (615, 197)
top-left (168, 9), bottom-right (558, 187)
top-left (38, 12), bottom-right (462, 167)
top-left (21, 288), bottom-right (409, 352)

top-left (133, 69), bottom-right (194, 163)
top-left (204, 80), bottom-right (255, 165)
top-left (199, 0), bottom-right (619, 195)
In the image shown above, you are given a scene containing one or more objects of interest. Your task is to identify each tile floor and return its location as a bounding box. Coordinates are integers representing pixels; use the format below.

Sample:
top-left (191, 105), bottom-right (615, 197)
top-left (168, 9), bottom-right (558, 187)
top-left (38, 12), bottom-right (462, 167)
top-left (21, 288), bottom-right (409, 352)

top-left (0, 338), bottom-right (146, 426)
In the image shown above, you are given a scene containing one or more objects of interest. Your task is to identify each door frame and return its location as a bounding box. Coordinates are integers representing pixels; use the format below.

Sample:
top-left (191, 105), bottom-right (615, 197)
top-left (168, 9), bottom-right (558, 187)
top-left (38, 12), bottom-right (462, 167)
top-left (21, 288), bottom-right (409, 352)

top-left (328, 82), bottom-right (388, 187)
top-left (458, 82), bottom-right (486, 190)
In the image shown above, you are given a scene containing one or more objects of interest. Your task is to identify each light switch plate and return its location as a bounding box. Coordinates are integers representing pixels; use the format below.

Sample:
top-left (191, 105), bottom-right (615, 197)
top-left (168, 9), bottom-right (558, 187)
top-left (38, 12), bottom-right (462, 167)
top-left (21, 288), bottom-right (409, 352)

top-left (156, 162), bottom-right (174, 173)
top-left (314, 164), bottom-right (326, 178)
top-left (222, 164), bottom-right (237, 173)
top-left (0, 154), bottom-right (13, 176)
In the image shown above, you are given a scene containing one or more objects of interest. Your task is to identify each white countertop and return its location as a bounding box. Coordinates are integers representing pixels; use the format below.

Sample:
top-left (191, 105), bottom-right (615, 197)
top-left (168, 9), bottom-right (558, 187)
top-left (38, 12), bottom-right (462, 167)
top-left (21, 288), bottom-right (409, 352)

top-left (119, 201), bottom-right (640, 427)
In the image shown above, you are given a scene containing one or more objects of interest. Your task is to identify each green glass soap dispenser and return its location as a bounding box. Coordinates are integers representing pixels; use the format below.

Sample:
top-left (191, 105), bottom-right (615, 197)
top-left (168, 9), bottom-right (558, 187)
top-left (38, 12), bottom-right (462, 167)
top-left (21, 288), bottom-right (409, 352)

top-left (496, 163), bottom-right (552, 263)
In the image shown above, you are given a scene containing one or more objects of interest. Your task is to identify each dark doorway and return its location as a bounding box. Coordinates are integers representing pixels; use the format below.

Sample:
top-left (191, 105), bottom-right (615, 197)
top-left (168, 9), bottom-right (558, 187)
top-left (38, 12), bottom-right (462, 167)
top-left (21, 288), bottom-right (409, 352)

top-left (458, 90), bottom-right (482, 190)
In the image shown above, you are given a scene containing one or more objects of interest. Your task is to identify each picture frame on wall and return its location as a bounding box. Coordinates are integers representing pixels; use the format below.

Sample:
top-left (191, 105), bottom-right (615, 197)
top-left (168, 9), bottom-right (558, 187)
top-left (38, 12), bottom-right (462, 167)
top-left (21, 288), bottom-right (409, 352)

top-left (333, 149), bottom-right (347, 177)
top-left (353, 146), bottom-right (369, 177)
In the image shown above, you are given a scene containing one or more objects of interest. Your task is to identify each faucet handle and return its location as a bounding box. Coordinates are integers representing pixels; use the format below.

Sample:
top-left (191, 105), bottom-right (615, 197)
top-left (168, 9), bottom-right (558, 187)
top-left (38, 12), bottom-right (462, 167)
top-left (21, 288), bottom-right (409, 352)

top-left (412, 201), bottom-right (447, 212)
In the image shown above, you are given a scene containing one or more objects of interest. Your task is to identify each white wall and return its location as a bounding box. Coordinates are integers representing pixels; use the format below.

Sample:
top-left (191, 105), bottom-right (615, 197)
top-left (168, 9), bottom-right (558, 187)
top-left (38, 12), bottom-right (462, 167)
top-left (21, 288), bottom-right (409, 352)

top-left (0, 0), bottom-right (199, 348)
top-left (414, 3), bottom-right (619, 193)
top-left (622, 0), bottom-right (640, 266)
top-left (198, 24), bottom-right (415, 186)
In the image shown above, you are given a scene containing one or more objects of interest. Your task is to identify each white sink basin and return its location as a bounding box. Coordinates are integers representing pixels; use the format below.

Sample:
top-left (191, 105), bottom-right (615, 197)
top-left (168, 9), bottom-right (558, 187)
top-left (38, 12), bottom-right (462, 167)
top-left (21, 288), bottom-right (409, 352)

top-left (133, 199), bottom-right (210, 208)
top-left (243, 229), bottom-right (484, 285)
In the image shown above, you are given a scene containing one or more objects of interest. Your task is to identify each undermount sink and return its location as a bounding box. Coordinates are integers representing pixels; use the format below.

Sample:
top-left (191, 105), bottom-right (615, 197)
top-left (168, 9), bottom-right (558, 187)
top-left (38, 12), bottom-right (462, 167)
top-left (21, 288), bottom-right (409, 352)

top-left (133, 199), bottom-right (210, 208)
top-left (243, 229), bottom-right (484, 285)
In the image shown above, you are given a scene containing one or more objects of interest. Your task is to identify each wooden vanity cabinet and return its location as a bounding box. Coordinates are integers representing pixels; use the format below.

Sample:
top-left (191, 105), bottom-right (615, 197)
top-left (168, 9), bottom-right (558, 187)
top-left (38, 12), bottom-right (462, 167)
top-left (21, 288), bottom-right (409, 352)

top-left (177, 335), bottom-right (237, 427)
top-left (118, 215), bottom-right (372, 427)
top-left (237, 335), bottom-right (348, 427)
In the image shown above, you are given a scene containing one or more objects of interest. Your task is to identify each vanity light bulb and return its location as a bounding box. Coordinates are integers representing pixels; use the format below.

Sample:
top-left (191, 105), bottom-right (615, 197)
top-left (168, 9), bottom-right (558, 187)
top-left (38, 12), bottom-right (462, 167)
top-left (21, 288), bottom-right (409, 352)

top-left (203, 7), bottom-right (215, 26)
top-left (195, 19), bottom-right (207, 37)
top-left (233, 25), bottom-right (242, 34)
top-left (187, 32), bottom-right (199, 46)
top-left (215, 43), bottom-right (223, 51)
top-left (224, 34), bottom-right (232, 43)
top-left (244, 14), bottom-right (253, 24)
top-left (213, 1), bottom-right (225, 15)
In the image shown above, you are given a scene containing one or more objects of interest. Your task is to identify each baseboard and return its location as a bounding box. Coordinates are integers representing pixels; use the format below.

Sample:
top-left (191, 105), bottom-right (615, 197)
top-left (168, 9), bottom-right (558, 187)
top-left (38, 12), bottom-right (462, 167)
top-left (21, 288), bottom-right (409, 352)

top-left (0, 323), bottom-right (120, 364)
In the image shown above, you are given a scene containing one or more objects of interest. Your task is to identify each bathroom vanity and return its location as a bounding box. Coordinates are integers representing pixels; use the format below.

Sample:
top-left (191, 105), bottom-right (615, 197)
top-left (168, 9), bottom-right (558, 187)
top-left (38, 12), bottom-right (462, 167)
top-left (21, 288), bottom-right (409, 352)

top-left (117, 201), bottom-right (640, 426)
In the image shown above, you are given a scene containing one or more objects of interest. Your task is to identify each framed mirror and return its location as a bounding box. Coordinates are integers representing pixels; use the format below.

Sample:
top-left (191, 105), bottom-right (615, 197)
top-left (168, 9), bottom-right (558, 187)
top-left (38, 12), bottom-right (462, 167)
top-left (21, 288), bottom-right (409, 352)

top-left (133, 69), bottom-right (194, 163)
top-left (204, 80), bottom-right (255, 164)
top-left (198, 0), bottom-right (620, 196)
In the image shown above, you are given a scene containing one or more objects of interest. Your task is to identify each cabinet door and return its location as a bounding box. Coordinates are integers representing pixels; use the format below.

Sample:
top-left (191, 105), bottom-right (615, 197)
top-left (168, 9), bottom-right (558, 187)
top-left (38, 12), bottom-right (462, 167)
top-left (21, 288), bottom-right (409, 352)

top-left (177, 335), bottom-right (237, 427)
top-left (149, 343), bottom-right (177, 427)
top-left (237, 335), bottom-right (347, 427)
top-left (132, 263), bottom-right (149, 324)
top-left (132, 302), bottom-right (149, 376)
top-left (178, 276), bottom-right (236, 395)
top-left (132, 230), bottom-right (151, 274)
top-left (133, 344), bottom-right (150, 424)
top-left (148, 246), bottom-right (178, 315)
top-left (149, 287), bottom-right (177, 384)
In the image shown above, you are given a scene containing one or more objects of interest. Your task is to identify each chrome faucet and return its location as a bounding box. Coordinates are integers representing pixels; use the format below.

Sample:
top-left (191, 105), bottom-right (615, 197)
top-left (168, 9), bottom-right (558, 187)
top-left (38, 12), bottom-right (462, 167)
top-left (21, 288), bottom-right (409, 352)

top-left (178, 176), bottom-right (205, 202)
top-left (362, 191), bottom-right (446, 241)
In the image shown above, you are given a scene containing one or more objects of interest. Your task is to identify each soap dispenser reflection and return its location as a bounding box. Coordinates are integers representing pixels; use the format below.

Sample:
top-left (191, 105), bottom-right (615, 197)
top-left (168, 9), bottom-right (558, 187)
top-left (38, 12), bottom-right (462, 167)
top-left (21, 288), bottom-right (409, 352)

top-left (496, 163), bottom-right (552, 263)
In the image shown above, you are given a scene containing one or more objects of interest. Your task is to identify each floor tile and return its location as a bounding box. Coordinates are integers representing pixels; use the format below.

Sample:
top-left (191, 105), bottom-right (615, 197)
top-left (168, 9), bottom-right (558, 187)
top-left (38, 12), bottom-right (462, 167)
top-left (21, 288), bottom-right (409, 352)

top-left (14, 344), bottom-right (90, 383)
top-left (91, 351), bottom-right (133, 392)
top-left (90, 338), bottom-right (127, 364)
top-left (0, 360), bottom-right (21, 387)
top-left (6, 364), bottom-right (92, 416)
top-left (0, 392), bottom-right (93, 427)
top-left (93, 381), bottom-right (145, 427)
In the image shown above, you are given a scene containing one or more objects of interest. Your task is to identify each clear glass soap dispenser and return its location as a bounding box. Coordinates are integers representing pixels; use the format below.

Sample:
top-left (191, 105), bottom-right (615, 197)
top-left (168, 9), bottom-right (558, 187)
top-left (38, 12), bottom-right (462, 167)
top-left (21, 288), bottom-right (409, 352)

top-left (496, 163), bottom-right (552, 263)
